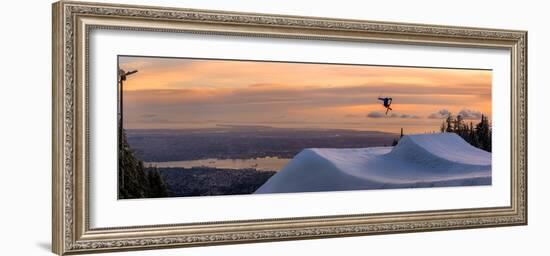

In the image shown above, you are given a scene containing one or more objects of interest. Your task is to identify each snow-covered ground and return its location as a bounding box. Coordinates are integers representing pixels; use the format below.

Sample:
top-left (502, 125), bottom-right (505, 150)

top-left (254, 133), bottom-right (491, 194)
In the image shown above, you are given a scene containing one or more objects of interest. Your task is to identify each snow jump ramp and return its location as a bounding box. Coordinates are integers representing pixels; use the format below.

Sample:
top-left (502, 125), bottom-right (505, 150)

top-left (254, 133), bottom-right (491, 194)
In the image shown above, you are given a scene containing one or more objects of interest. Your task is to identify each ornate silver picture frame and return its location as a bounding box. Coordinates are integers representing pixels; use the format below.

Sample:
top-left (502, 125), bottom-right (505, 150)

top-left (52, 1), bottom-right (527, 255)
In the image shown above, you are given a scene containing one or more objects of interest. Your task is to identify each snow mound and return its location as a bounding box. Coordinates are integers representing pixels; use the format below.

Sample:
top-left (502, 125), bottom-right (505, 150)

top-left (254, 133), bottom-right (491, 194)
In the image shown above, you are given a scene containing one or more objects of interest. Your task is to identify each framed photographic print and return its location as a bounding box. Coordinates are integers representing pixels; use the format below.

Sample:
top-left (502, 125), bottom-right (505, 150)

top-left (52, 1), bottom-right (527, 255)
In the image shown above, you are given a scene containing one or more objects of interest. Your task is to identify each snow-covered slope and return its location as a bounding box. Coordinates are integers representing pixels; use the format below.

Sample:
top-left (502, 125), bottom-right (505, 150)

top-left (254, 133), bottom-right (491, 194)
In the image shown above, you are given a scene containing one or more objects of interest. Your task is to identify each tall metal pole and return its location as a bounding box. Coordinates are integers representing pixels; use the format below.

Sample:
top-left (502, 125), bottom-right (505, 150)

top-left (118, 70), bottom-right (124, 194)
top-left (118, 69), bottom-right (137, 195)
top-left (119, 75), bottom-right (123, 150)
top-left (118, 69), bottom-right (138, 149)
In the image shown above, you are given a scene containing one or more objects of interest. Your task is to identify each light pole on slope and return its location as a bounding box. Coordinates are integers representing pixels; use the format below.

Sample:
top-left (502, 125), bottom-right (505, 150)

top-left (118, 69), bottom-right (137, 195)
top-left (118, 69), bottom-right (138, 148)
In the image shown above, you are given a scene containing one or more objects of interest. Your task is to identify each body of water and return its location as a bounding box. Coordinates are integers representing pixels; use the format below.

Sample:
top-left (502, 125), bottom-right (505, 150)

top-left (145, 156), bottom-right (291, 172)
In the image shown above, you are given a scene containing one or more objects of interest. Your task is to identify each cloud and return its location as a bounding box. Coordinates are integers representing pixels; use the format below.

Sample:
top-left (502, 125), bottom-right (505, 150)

top-left (119, 56), bottom-right (492, 102)
top-left (119, 56), bottom-right (492, 131)
top-left (141, 114), bottom-right (157, 118)
top-left (428, 108), bottom-right (484, 120)
top-left (345, 114), bottom-right (361, 118)
top-left (399, 114), bottom-right (421, 119)
top-left (428, 109), bottom-right (450, 119)
top-left (367, 111), bottom-right (386, 118)
top-left (457, 109), bottom-right (483, 120)
top-left (367, 111), bottom-right (420, 119)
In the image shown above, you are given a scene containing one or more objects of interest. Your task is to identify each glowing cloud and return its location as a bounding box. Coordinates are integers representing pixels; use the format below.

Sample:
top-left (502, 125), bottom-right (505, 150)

top-left (119, 56), bottom-right (492, 133)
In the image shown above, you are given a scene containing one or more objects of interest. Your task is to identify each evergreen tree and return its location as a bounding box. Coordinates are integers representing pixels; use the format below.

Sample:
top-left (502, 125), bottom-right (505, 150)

top-left (391, 138), bottom-right (399, 146)
top-left (455, 115), bottom-right (465, 137)
top-left (445, 113), bottom-right (453, 133)
top-left (440, 121), bottom-right (446, 133)
top-left (146, 167), bottom-right (169, 198)
top-left (474, 114), bottom-right (492, 152)
top-left (119, 129), bottom-right (170, 199)
top-left (468, 122), bottom-right (477, 147)
top-left (439, 113), bottom-right (491, 152)
top-left (392, 128), bottom-right (405, 146)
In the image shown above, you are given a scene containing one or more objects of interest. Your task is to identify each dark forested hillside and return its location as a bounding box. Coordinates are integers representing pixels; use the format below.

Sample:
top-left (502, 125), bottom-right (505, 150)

top-left (118, 130), bottom-right (169, 199)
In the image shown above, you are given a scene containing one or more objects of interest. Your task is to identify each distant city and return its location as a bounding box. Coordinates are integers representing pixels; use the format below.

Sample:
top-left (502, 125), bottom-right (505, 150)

top-left (126, 125), bottom-right (398, 162)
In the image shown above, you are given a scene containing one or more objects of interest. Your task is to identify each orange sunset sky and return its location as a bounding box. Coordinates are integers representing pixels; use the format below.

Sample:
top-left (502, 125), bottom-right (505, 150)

top-left (119, 56), bottom-right (492, 134)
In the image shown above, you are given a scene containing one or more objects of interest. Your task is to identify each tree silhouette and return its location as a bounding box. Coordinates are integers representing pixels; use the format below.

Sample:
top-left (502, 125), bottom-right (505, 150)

top-left (445, 113), bottom-right (453, 133)
top-left (119, 129), bottom-right (169, 199)
top-left (391, 128), bottom-right (405, 146)
top-left (440, 113), bottom-right (492, 152)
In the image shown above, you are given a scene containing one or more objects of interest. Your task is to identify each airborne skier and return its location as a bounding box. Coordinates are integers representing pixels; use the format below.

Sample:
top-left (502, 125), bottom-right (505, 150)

top-left (378, 97), bottom-right (393, 115)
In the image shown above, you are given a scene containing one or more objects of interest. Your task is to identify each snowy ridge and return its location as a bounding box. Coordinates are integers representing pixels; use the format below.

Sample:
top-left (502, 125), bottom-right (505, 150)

top-left (387, 134), bottom-right (490, 167)
top-left (254, 133), bottom-right (491, 194)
